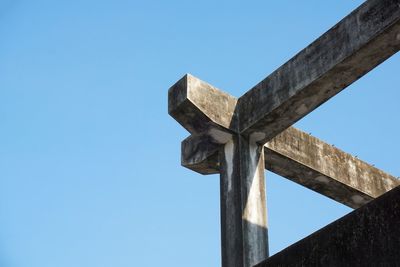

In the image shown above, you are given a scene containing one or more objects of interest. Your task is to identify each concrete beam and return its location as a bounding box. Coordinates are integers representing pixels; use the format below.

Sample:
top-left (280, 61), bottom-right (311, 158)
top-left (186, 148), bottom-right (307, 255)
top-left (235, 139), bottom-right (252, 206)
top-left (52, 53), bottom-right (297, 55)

top-left (254, 185), bottom-right (400, 267)
top-left (181, 132), bottom-right (221, 175)
top-left (265, 127), bottom-right (400, 208)
top-left (238, 0), bottom-right (400, 143)
top-left (182, 127), bottom-right (400, 208)
top-left (168, 74), bottom-right (237, 134)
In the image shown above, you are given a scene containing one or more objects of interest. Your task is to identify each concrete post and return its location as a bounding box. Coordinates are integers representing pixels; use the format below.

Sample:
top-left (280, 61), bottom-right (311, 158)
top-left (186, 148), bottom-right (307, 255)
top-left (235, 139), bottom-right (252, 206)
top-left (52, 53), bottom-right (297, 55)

top-left (219, 135), bottom-right (268, 267)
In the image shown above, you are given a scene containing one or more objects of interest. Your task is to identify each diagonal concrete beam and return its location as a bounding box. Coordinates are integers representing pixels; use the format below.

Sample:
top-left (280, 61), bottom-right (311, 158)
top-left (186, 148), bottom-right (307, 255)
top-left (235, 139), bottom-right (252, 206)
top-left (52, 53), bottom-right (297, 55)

top-left (182, 127), bottom-right (400, 208)
top-left (168, 74), bottom-right (237, 134)
top-left (238, 0), bottom-right (400, 143)
top-left (264, 127), bottom-right (400, 208)
top-left (254, 185), bottom-right (400, 267)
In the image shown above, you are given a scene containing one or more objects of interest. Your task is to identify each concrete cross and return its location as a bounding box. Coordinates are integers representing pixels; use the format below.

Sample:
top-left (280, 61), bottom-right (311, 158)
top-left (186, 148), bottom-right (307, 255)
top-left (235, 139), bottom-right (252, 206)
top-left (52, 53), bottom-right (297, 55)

top-left (168, 1), bottom-right (400, 266)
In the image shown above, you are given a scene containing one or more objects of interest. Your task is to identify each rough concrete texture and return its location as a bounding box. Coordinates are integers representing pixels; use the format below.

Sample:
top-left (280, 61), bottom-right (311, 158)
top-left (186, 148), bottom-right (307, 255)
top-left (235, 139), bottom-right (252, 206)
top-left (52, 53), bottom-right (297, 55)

top-left (181, 133), bottom-right (222, 175)
top-left (168, 0), bottom-right (400, 266)
top-left (219, 135), bottom-right (268, 267)
top-left (254, 185), bottom-right (400, 267)
top-left (168, 74), bottom-right (237, 134)
top-left (238, 0), bottom-right (400, 143)
top-left (265, 127), bottom-right (400, 208)
top-left (181, 127), bottom-right (399, 208)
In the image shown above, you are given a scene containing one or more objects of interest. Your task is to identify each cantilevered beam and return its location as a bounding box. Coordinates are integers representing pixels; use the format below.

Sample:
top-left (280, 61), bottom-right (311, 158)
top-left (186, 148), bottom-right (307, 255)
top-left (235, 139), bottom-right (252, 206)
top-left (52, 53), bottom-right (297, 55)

top-left (182, 127), bottom-right (400, 208)
top-left (265, 127), bottom-right (400, 208)
top-left (168, 74), bottom-right (237, 134)
top-left (238, 0), bottom-right (400, 143)
top-left (169, 75), bottom-right (268, 267)
top-left (181, 132), bottom-right (223, 175)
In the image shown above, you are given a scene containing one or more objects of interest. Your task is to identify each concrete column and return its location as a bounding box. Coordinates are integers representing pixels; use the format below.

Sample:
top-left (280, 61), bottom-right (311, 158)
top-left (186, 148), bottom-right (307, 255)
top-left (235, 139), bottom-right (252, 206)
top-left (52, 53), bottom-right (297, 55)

top-left (219, 134), bottom-right (268, 267)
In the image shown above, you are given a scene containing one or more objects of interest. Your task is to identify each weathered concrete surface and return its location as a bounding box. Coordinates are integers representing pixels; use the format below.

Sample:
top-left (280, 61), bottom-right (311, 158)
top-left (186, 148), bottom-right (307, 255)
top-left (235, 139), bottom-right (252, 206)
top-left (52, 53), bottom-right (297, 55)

top-left (181, 132), bottom-right (224, 175)
top-left (168, 1), bottom-right (400, 266)
top-left (265, 127), bottom-right (400, 208)
top-left (168, 74), bottom-right (237, 134)
top-left (219, 135), bottom-right (268, 267)
top-left (238, 0), bottom-right (400, 143)
top-left (254, 185), bottom-right (400, 267)
top-left (181, 127), bottom-right (399, 208)
top-left (172, 82), bottom-right (269, 266)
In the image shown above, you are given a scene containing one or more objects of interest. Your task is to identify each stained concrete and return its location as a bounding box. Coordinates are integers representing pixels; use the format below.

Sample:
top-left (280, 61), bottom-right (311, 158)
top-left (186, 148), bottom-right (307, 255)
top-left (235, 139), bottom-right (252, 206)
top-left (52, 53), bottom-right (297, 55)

top-left (181, 127), bottom-right (400, 208)
top-left (168, 74), bottom-right (237, 134)
top-left (168, 0), bottom-right (400, 266)
top-left (254, 185), bottom-right (400, 267)
top-left (264, 127), bottom-right (400, 208)
top-left (238, 0), bottom-right (400, 143)
top-left (181, 133), bottom-right (221, 175)
top-left (219, 135), bottom-right (268, 267)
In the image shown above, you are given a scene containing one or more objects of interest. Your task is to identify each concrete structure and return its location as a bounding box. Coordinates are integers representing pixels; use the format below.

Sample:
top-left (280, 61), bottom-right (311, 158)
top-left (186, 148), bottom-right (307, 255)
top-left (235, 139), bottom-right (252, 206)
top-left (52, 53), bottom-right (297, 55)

top-left (255, 186), bottom-right (400, 267)
top-left (168, 0), bottom-right (400, 266)
top-left (182, 126), bottom-right (399, 209)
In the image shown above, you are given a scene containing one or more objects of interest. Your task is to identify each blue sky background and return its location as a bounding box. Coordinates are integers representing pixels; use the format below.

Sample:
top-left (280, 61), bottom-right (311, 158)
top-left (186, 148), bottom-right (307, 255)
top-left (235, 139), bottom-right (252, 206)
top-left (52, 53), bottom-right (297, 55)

top-left (1, 1), bottom-right (399, 266)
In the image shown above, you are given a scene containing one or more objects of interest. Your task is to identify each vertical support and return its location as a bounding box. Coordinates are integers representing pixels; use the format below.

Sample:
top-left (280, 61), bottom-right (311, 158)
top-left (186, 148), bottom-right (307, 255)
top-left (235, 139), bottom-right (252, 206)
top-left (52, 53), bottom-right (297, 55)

top-left (220, 135), bottom-right (244, 267)
top-left (241, 134), bottom-right (269, 267)
top-left (220, 135), bottom-right (268, 267)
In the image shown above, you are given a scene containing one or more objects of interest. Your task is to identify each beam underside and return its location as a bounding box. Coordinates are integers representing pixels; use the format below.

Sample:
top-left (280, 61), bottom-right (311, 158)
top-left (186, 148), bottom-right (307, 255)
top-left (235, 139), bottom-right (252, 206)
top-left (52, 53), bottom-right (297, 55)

top-left (181, 127), bottom-right (400, 209)
top-left (264, 127), bottom-right (400, 208)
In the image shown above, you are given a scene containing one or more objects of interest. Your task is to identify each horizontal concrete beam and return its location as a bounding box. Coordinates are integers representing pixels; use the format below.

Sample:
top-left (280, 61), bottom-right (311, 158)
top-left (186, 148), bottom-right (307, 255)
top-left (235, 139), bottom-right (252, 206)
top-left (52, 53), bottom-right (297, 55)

top-left (168, 74), bottom-right (237, 134)
top-left (265, 127), bottom-right (400, 208)
top-left (181, 131), bottom-right (223, 175)
top-left (238, 0), bottom-right (400, 143)
top-left (254, 185), bottom-right (400, 267)
top-left (182, 127), bottom-right (399, 208)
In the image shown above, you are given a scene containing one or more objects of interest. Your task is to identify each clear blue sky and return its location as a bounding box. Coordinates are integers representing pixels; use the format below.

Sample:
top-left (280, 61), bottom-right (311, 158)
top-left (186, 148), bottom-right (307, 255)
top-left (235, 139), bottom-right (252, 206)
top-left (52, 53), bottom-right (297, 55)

top-left (1, 1), bottom-right (399, 266)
